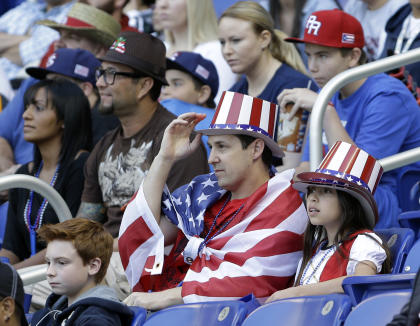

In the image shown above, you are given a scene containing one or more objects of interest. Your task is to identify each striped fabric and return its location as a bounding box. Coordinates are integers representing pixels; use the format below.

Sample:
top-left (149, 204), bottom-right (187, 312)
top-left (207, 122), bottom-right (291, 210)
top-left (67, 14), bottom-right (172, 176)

top-left (118, 169), bottom-right (308, 302)
top-left (316, 141), bottom-right (383, 194)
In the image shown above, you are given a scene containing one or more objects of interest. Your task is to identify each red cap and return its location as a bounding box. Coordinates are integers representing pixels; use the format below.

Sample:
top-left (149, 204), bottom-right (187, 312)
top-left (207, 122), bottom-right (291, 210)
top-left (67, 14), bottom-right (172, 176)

top-left (286, 9), bottom-right (364, 49)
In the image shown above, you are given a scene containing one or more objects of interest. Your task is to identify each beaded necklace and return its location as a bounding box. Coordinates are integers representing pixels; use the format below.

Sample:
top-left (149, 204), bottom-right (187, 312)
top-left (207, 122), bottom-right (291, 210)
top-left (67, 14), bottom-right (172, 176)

top-left (23, 161), bottom-right (60, 256)
top-left (197, 192), bottom-right (245, 255)
top-left (299, 242), bottom-right (335, 286)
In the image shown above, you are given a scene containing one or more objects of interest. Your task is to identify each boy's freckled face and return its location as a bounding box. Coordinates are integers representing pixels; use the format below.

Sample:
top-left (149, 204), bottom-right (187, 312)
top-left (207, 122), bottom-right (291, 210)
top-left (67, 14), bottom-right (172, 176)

top-left (45, 240), bottom-right (91, 301)
top-left (159, 69), bottom-right (202, 105)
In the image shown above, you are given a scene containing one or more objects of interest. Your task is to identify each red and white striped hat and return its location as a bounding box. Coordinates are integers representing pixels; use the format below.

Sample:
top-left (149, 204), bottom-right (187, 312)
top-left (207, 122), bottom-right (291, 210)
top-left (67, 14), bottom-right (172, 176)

top-left (197, 91), bottom-right (284, 158)
top-left (293, 141), bottom-right (383, 227)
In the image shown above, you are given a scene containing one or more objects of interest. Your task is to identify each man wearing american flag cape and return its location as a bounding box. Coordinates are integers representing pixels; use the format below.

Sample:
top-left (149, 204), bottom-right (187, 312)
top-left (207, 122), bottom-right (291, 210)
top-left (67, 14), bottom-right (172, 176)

top-left (119, 91), bottom-right (308, 309)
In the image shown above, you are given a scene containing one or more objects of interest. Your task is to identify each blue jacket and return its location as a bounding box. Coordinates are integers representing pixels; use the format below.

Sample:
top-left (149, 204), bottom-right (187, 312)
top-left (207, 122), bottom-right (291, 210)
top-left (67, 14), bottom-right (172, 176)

top-left (381, 4), bottom-right (420, 87)
top-left (30, 286), bottom-right (133, 326)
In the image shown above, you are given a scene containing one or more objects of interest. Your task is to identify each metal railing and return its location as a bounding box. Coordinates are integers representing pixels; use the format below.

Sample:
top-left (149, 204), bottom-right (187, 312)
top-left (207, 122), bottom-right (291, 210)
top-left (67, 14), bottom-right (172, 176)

top-left (0, 174), bottom-right (73, 285)
top-left (309, 47), bottom-right (420, 172)
top-left (0, 174), bottom-right (73, 222)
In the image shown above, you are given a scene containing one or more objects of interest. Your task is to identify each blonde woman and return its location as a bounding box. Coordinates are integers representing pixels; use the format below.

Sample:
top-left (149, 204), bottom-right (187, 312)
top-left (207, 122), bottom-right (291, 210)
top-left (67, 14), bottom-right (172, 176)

top-left (219, 1), bottom-right (317, 102)
top-left (154, 0), bottom-right (237, 101)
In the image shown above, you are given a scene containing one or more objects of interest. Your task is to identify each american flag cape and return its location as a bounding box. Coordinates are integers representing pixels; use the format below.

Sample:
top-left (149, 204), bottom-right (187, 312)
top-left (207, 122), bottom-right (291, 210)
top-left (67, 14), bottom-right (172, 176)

top-left (118, 169), bottom-right (308, 302)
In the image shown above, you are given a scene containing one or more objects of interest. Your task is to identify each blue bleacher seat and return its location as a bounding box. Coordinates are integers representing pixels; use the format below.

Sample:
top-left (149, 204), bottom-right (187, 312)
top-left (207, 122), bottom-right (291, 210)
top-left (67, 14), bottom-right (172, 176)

top-left (343, 291), bottom-right (411, 325)
top-left (403, 239), bottom-right (420, 273)
top-left (399, 210), bottom-right (420, 239)
top-left (375, 228), bottom-right (415, 273)
top-left (342, 273), bottom-right (416, 306)
top-left (241, 294), bottom-right (351, 326)
top-left (129, 306), bottom-right (147, 326)
top-left (0, 202), bottom-right (9, 248)
top-left (397, 166), bottom-right (420, 212)
top-left (144, 301), bottom-right (247, 326)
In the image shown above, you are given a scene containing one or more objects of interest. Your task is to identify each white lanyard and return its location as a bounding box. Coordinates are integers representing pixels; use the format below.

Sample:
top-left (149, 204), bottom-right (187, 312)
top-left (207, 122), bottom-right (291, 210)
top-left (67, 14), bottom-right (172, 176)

top-left (394, 15), bottom-right (418, 54)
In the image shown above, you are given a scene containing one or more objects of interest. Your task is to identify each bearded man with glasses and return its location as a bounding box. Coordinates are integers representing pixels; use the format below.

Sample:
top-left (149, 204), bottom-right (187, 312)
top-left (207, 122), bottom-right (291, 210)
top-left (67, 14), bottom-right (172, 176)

top-left (77, 31), bottom-right (210, 301)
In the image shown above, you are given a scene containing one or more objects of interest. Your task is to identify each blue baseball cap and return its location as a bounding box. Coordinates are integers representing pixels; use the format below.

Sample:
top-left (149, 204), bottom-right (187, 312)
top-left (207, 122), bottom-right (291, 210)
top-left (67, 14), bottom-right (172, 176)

top-left (26, 48), bottom-right (100, 85)
top-left (166, 52), bottom-right (219, 101)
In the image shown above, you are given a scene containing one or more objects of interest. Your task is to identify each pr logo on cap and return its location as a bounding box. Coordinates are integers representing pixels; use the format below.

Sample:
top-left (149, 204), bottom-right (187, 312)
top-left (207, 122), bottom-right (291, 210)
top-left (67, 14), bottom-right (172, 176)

top-left (110, 36), bottom-right (127, 54)
top-left (306, 15), bottom-right (322, 36)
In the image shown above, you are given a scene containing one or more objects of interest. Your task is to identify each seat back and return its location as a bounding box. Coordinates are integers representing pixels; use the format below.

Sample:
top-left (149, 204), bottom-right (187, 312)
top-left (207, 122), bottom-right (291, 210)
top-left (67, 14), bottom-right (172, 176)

top-left (343, 291), bottom-right (411, 325)
top-left (342, 273), bottom-right (416, 306)
top-left (0, 202), bottom-right (9, 248)
top-left (397, 166), bottom-right (420, 212)
top-left (399, 210), bottom-right (420, 240)
top-left (375, 228), bottom-right (415, 273)
top-left (403, 239), bottom-right (420, 273)
top-left (241, 294), bottom-right (351, 326)
top-left (129, 306), bottom-right (147, 326)
top-left (144, 301), bottom-right (247, 326)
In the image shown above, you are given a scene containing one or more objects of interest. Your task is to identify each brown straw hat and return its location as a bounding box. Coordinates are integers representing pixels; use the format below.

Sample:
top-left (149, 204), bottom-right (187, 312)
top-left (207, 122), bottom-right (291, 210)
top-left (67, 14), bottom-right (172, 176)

top-left (37, 3), bottom-right (121, 47)
top-left (100, 31), bottom-right (168, 84)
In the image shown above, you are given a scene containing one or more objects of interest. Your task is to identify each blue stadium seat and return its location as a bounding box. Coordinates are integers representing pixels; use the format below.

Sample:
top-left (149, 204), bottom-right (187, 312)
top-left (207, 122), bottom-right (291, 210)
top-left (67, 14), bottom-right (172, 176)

top-left (0, 202), bottom-right (9, 248)
top-left (375, 228), bottom-right (415, 273)
top-left (241, 294), bottom-right (351, 326)
top-left (129, 306), bottom-right (147, 326)
top-left (402, 239), bottom-right (420, 273)
top-left (144, 301), bottom-right (247, 326)
top-left (397, 166), bottom-right (420, 212)
top-left (343, 291), bottom-right (411, 325)
top-left (399, 210), bottom-right (420, 239)
top-left (342, 273), bottom-right (416, 306)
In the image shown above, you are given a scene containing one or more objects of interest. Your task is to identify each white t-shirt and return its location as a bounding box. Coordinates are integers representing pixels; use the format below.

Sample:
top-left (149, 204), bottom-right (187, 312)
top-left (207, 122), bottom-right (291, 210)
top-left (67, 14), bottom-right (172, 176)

top-left (296, 233), bottom-right (386, 285)
top-left (394, 14), bottom-right (420, 54)
top-left (344, 0), bottom-right (408, 60)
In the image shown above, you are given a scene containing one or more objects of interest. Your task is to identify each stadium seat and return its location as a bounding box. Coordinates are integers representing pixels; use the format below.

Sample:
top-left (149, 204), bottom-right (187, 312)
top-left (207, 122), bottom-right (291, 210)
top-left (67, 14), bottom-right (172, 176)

top-left (402, 239), bottom-right (420, 273)
top-left (375, 228), bottom-right (415, 273)
top-left (343, 291), bottom-right (411, 325)
top-left (397, 166), bottom-right (420, 212)
top-left (399, 210), bottom-right (420, 240)
top-left (342, 273), bottom-right (416, 306)
top-left (0, 202), bottom-right (9, 248)
top-left (129, 306), bottom-right (147, 326)
top-left (241, 294), bottom-right (351, 326)
top-left (144, 301), bottom-right (247, 326)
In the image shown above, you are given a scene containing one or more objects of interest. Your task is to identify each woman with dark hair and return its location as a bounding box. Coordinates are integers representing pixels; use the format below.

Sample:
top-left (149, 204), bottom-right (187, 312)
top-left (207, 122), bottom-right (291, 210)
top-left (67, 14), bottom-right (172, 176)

top-left (266, 142), bottom-right (390, 303)
top-left (0, 79), bottom-right (92, 270)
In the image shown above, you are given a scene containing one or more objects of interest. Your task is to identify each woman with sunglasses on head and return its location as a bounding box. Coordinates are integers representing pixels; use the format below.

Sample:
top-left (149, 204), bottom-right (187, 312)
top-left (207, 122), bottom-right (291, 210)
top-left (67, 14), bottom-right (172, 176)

top-left (0, 79), bottom-right (92, 270)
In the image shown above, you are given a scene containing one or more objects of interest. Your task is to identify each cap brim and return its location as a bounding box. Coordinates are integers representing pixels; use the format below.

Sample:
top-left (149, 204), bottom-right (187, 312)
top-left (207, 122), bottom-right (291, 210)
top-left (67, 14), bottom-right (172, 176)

top-left (293, 171), bottom-right (378, 228)
top-left (197, 126), bottom-right (284, 158)
top-left (285, 36), bottom-right (305, 44)
top-left (25, 67), bottom-right (49, 80)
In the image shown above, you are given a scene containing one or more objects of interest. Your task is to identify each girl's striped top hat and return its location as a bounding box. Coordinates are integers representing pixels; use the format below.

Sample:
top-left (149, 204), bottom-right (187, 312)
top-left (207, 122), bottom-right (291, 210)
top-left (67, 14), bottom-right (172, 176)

top-left (197, 91), bottom-right (284, 158)
top-left (293, 141), bottom-right (383, 228)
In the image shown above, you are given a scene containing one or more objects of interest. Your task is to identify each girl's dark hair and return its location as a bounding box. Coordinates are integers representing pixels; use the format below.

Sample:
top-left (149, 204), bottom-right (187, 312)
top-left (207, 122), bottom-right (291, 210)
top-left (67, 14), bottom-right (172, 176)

top-left (23, 79), bottom-right (92, 184)
top-left (294, 189), bottom-right (391, 286)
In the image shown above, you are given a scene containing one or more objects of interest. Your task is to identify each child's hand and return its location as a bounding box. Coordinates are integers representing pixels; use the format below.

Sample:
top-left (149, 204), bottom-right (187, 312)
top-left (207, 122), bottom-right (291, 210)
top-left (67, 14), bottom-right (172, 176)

top-left (265, 286), bottom-right (301, 304)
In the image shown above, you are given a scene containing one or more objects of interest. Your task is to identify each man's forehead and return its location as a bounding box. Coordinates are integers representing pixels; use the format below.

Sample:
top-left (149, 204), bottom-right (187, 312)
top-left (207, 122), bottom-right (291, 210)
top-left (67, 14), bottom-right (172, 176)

top-left (208, 134), bottom-right (238, 144)
top-left (305, 43), bottom-right (339, 54)
top-left (101, 61), bottom-right (134, 72)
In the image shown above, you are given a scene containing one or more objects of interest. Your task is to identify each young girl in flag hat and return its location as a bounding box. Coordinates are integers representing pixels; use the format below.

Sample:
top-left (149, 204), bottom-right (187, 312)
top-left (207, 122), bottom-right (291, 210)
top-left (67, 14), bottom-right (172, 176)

top-left (266, 141), bottom-right (391, 303)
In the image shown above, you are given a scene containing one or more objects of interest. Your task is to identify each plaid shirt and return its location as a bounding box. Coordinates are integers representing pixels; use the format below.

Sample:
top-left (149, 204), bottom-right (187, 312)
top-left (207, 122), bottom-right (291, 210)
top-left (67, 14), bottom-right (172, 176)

top-left (0, 0), bottom-right (75, 79)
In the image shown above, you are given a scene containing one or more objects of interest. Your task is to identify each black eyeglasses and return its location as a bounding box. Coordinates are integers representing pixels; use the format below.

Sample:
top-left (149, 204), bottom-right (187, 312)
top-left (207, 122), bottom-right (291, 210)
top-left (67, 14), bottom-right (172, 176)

top-left (95, 68), bottom-right (142, 85)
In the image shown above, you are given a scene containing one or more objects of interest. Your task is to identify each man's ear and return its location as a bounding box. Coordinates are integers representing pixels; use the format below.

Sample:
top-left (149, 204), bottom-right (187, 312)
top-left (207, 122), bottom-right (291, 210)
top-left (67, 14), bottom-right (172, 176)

top-left (252, 138), bottom-right (265, 160)
top-left (79, 81), bottom-right (94, 97)
top-left (348, 47), bottom-right (362, 68)
top-left (197, 85), bottom-right (212, 106)
top-left (136, 77), bottom-right (155, 101)
top-left (87, 257), bottom-right (102, 277)
top-left (0, 297), bottom-right (16, 321)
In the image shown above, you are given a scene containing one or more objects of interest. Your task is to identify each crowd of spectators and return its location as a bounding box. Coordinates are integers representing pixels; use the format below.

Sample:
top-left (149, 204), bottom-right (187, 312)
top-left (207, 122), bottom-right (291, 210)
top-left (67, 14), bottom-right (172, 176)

top-left (0, 0), bottom-right (419, 325)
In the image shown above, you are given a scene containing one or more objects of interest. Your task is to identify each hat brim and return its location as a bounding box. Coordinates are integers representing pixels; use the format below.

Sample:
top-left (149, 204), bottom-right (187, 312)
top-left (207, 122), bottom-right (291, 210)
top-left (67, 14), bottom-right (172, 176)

top-left (25, 67), bottom-right (49, 80)
top-left (99, 52), bottom-right (169, 85)
top-left (37, 20), bottom-right (116, 47)
top-left (293, 171), bottom-right (378, 228)
top-left (285, 36), bottom-right (305, 44)
top-left (197, 126), bottom-right (285, 158)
